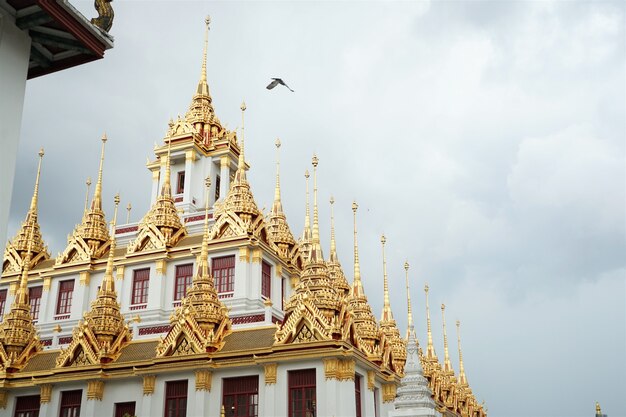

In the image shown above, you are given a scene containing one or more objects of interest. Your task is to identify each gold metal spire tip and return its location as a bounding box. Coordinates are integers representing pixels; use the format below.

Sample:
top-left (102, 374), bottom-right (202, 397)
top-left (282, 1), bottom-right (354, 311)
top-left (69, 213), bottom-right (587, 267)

top-left (114, 193), bottom-right (120, 206)
top-left (275, 138), bottom-right (281, 148)
top-left (312, 154), bottom-right (318, 167)
top-left (304, 170), bottom-right (310, 179)
top-left (381, 234), bottom-right (386, 244)
top-left (101, 133), bottom-right (107, 143)
top-left (441, 303), bottom-right (445, 311)
top-left (352, 201), bottom-right (358, 212)
top-left (38, 148), bottom-right (44, 158)
top-left (240, 101), bottom-right (246, 112)
top-left (404, 261), bottom-right (409, 271)
top-left (424, 283), bottom-right (429, 293)
top-left (205, 15), bottom-right (211, 28)
top-left (330, 195), bottom-right (334, 205)
top-left (86, 177), bottom-right (92, 186)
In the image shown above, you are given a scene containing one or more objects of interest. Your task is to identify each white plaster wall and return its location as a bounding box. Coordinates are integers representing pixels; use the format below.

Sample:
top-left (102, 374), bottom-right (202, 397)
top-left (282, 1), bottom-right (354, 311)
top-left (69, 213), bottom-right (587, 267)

top-left (0, 11), bottom-right (31, 258)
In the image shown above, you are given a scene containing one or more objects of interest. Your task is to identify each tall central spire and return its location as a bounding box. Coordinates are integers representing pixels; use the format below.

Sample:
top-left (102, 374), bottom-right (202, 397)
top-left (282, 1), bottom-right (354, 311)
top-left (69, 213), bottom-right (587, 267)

top-left (327, 195), bottom-right (350, 296)
top-left (380, 235), bottom-right (393, 322)
top-left (441, 303), bottom-right (453, 374)
top-left (92, 133), bottom-right (107, 211)
top-left (267, 138), bottom-right (296, 259)
top-left (405, 261), bottom-right (415, 340)
top-left (161, 140), bottom-right (173, 199)
top-left (456, 320), bottom-right (468, 386)
top-left (197, 15), bottom-right (210, 96)
top-left (424, 284), bottom-right (437, 360)
top-left (299, 170), bottom-right (312, 262)
top-left (308, 154), bottom-right (324, 262)
top-left (352, 201), bottom-right (364, 296)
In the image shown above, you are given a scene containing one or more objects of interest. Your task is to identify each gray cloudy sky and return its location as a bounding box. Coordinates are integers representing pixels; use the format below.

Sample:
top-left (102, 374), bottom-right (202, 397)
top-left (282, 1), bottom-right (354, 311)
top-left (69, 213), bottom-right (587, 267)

top-left (8, 1), bottom-right (625, 416)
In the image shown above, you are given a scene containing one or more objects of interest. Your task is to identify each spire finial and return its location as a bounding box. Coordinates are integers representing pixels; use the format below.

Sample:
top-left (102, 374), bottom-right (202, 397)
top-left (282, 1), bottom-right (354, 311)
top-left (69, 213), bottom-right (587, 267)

top-left (198, 176), bottom-right (212, 279)
top-left (238, 102), bottom-right (246, 170)
top-left (380, 234), bottom-right (392, 322)
top-left (84, 177), bottom-right (92, 214)
top-left (100, 193), bottom-right (120, 295)
top-left (195, 16), bottom-right (211, 96)
top-left (352, 201), bottom-right (362, 287)
top-left (304, 170), bottom-right (311, 230)
top-left (441, 303), bottom-right (452, 372)
top-left (91, 133), bottom-right (107, 211)
top-left (405, 261), bottom-right (414, 340)
top-left (596, 402), bottom-right (602, 415)
top-left (274, 138), bottom-right (281, 202)
top-left (28, 148), bottom-right (44, 214)
top-left (456, 319), bottom-right (467, 385)
top-left (310, 154), bottom-right (323, 261)
top-left (425, 283), bottom-right (436, 359)
top-left (126, 202), bottom-right (132, 224)
top-left (15, 222), bottom-right (35, 305)
top-left (160, 140), bottom-right (173, 198)
top-left (329, 195), bottom-right (338, 263)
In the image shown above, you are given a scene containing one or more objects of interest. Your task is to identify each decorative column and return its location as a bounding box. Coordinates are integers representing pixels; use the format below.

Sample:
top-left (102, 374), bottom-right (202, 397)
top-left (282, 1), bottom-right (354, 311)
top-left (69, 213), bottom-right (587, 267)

top-left (150, 168), bottom-right (160, 205)
top-left (194, 370), bottom-right (212, 415)
top-left (38, 384), bottom-right (53, 416)
top-left (321, 359), bottom-right (356, 417)
top-left (183, 150), bottom-right (195, 208)
top-left (141, 375), bottom-right (156, 416)
top-left (262, 363), bottom-right (277, 416)
top-left (83, 380), bottom-right (104, 416)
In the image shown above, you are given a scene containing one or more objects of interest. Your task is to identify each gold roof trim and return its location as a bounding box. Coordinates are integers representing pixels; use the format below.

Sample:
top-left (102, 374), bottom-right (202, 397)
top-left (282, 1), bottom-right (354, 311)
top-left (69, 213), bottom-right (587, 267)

top-left (0, 228), bottom-right (42, 372)
top-left (3, 148), bottom-right (49, 274)
top-left (57, 135), bottom-right (111, 265)
top-left (127, 141), bottom-right (186, 254)
top-left (56, 196), bottom-right (132, 367)
top-left (156, 178), bottom-right (231, 357)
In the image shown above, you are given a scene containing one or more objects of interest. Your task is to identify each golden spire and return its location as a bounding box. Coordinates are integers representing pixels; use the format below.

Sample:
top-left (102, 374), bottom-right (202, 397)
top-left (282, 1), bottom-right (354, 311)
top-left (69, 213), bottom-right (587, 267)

top-left (329, 196), bottom-right (338, 262)
top-left (299, 169), bottom-right (312, 262)
top-left (239, 102), bottom-right (246, 171)
top-left (92, 133), bottom-right (107, 211)
top-left (424, 284), bottom-right (437, 360)
top-left (126, 202), bottom-right (131, 224)
top-left (0, 225), bottom-right (41, 370)
top-left (441, 303), bottom-right (453, 373)
top-left (83, 177), bottom-right (92, 214)
top-left (197, 15), bottom-right (210, 96)
top-left (3, 148), bottom-right (49, 271)
top-left (456, 320), bottom-right (468, 386)
top-left (161, 140), bottom-right (173, 199)
top-left (197, 177), bottom-right (212, 280)
top-left (596, 402), bottom-right (602, 416)
top-left (351, 201), bottom-right (364, 296)
top-left (327, 195), bottom-right (350, 297)
top-left (267, 138), bottom-right (295, 258)
top-left (309, 154), bottom-right (324, 262)
top-left (99, 194), bottom-right (120, 297)
top-left (405, 261), bottom-right (415, 340)
top-left (380, 235), bottom-right (393, 322)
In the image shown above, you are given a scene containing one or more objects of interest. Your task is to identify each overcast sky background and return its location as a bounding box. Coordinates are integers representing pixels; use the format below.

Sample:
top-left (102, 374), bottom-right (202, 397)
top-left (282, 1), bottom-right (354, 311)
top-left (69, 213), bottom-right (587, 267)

top-left (7, 1), bottom-right (625, 416)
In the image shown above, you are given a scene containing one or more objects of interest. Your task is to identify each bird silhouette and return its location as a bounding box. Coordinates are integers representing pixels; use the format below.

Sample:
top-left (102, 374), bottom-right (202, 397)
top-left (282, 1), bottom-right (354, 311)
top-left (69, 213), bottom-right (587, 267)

top-left (266, 78), bottom-right (294, 92)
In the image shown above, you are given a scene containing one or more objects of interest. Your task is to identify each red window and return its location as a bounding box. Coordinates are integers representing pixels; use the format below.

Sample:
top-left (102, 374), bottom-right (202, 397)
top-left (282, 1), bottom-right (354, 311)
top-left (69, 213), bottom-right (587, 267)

top-left (174, 264), bottom-right (193, 301)
top-left (132, 269), bottom-right (150, 305)
top-left (222, 375), bottom-right (259, 417)
top-left (56, 280), bottom-right (74, 315)
top-left (14, 394), bottom-right (40, 417)
top-left (214, 175), bottom-right (221, 201)
top-left (212, 256), bottom-right (235, 294)
top-left (261, 261), bottom-right (271, 299)
top-left (0, 289), bottom-right (7, 321)
top-left (114, 402), bottom-right (136, 417)
top-left (165, 380), bottom-right (188, 417)
top-left (29, 286), bottom-right (42, 320)
top-left (177, 171), bottom-right (185, 194)
top-left (355, 374), bottom-right (362, 417)
top-left (59, 390), bottom-right (82, 417)
top-left (288, 369), bottom-right (316, 417)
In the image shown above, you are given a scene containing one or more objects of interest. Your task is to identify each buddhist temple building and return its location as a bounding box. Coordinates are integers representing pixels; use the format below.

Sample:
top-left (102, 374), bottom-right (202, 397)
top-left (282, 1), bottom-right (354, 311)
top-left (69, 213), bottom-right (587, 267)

top-left (0, 16), bottom-right (487, 417)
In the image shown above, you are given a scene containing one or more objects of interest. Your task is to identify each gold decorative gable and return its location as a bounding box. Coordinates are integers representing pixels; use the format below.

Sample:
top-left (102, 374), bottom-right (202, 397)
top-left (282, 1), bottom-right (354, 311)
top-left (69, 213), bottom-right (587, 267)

top-left (209, 209), bottom-right (269, 243)
top-left (2, 239), bottom-right (49, 274)
top-left (127, 221), bottom-right (185, 254)
top-left (274, 292), bottom-right (338, 345)
top-left (56, 232), bottom-right (110, 265)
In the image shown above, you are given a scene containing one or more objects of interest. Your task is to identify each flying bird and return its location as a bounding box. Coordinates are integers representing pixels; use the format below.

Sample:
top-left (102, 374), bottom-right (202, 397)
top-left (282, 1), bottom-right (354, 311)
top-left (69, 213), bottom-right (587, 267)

top-left (266, 78), bottom-right (294, 92)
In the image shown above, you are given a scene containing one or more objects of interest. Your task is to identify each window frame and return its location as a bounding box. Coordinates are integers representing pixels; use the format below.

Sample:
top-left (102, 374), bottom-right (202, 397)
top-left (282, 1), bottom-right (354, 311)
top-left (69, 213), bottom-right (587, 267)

top-left (214, 174), bottom-right (221, 201)
top-left (164, 380), bottom-right (188, 417)
top-left (114, 401), bottom-right (136, 417)
top-left (29, 285), bottom-right (43, 321)
top-left (59, 389), bottom-right (82, 417)
top-left (176, 171), bottom-right (185, 194)
top-left (131, 268), bottom-right (150, 306)
top-left (0, 289), bottom-right (7, 321)
top-left (355, 374), bottom-right (362, 417)
top-left (261, 261), bottom-right (271, 299)
top-left (222, 375), bottom-right (259, 417)
top-left (174, 264), bottom-right (194, 301)
top-left (288, 369), bottom-right (316, 417)
top-left (56, 280), bottom-right (75, 315)
top-left (14, 394), bottom-right (40, 417)
top-left (212, 255), bottom-right (235, 294)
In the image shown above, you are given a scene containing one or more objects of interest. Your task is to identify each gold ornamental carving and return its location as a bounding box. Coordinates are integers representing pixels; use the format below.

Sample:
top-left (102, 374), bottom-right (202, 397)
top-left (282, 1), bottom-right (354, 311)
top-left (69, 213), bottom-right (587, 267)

top-left (0, 390), bottom-right (6, 409)
top-left (43, 277), bottom-right (51, 291)
top-left (220, 156), bottom-right (229, 169)
top-left (275, 263), bottom-right (282, 278)
top-left (9, 282), bottom-right (17, 296)
top-left (251, 248), bottom-right (262, 264)
top-left (264, 363), bottom-right (277, 384)
top-left (323, 358), bottom-right (355, 381)
top-left (87, 380), bottom-right (104, 400)
top-left (185, 149), bottom-right (196, 162)
top-left (195, 370), bottom-right (212, 391)
top-left (40, 384), bottom-right (52, 403)
top-left (116, 265), bottom-right (125, 280)
top-left (143, 375), bottom-right (156, 395)
top-left (382, 383), bottom-right (397, 403)
top-left (156, 259), bottom-right (167, 275)
top-left (239, 247), bottom-right (249, 262)
top-left (367, 371), bottom-right (375, 391)
top-left (79, 271), bottom-right (90, 286)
